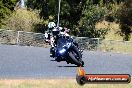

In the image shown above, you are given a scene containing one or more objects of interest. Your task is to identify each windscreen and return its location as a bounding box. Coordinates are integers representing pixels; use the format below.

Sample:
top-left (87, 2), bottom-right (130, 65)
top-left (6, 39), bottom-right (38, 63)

top-left (57, 37), bottom-right (67, 48)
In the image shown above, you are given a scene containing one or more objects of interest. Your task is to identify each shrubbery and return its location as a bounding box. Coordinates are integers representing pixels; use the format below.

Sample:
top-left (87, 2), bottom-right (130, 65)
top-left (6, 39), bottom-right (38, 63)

top-left (1, 0), bottom-right (131, 41)
top-left (2, 9), bottom-right (43, 32)
top-left (78, 0), bottom-right (108, 38)
top-left (116, 0), bottom-right (132, 41)
top-left (0, 0), bottom-right (17, 28)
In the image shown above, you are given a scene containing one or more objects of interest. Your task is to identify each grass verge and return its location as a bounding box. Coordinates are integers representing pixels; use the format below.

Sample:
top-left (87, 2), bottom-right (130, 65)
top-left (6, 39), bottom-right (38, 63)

top-left (0, 79), bottom-right (131, 88)
top-left (99, 40), bottom-right (132, 54)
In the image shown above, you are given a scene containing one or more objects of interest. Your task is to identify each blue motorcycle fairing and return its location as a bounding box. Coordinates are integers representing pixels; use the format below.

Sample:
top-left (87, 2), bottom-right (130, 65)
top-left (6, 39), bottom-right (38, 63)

top-left (55, 37), bottom-right (72, 57)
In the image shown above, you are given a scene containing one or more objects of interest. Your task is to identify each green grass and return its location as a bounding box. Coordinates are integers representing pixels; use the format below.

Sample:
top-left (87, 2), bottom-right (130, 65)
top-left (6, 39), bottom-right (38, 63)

top-left (96, 21), bottom-right (132, 53)
top-left (99, 40), bottom-right (132, 53)
top-left (0, 79), bottom-right (131, 88)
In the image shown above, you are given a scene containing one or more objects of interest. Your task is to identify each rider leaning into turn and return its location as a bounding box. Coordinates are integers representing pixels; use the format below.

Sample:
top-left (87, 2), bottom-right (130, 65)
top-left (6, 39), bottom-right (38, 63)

top-left (45, 22), bottom-right (80, 57)
top-left (45, 22), bottom-right (69, 57)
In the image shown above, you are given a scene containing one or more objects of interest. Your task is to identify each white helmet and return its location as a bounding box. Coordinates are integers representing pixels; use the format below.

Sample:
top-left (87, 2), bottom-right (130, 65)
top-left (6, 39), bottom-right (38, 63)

top-left (48, 22), bottom-right (56, 28)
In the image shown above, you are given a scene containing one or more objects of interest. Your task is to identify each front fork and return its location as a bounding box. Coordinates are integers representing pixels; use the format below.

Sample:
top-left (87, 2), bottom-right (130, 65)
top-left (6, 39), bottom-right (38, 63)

top-left (71, 45), bottom-right (82, 59)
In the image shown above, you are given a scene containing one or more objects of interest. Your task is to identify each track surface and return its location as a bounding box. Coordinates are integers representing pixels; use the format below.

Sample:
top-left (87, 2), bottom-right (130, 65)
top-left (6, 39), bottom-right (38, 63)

top-left (0, 45), bottom-right (132, 78)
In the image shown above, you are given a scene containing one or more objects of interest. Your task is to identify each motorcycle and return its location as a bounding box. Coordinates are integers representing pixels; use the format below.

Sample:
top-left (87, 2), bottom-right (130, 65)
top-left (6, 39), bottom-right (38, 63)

top-left (52, 35), bottom-right (84, 66)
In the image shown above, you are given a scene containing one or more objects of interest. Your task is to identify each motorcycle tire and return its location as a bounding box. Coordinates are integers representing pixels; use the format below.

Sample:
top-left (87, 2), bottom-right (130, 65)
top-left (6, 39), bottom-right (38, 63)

top-left (68, 51), bottom-right (83, 66)
top-left (81, 61), bottom-right (84, 67)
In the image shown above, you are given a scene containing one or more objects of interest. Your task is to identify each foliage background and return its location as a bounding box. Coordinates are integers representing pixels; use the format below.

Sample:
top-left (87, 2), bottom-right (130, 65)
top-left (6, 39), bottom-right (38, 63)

top-left (0, 0), bottom-right (17, 27)
top-left (2, 9), bottom-right (42, 32)
top-left (0, 0), bottom-right (132, 41)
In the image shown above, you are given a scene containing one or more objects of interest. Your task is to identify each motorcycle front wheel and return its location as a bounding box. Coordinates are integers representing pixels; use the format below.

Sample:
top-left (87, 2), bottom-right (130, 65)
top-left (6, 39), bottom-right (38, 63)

top-left (68, 51), bottom-right (84, 67)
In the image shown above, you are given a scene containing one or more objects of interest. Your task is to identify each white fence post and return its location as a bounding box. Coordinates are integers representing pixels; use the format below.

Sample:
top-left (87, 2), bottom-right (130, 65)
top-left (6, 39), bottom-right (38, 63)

top-left (97, 38), bottom-right (100, 50)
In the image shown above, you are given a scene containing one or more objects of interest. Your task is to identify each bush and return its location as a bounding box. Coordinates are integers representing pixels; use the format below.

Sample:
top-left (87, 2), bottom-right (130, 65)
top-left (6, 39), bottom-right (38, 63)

top-left (78, 0), bottom-right (107, 38)
top-left (2, 9), bottom-right (43, 32)
top-left (116, 1), bottom-right (132, 41)
top-left (0, 0), bottom-right (17, 28)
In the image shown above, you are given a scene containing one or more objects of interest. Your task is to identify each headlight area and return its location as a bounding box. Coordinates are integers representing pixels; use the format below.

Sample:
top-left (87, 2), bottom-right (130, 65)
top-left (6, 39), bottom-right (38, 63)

top-left (59, 48), bottom-right (66, 54)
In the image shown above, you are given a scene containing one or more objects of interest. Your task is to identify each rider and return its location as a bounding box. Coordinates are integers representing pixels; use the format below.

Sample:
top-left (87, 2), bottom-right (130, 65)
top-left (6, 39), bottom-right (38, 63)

top-left (45, 22), bottom-right (81, 57)
top-left (45, 22), bottom-right (59, 57)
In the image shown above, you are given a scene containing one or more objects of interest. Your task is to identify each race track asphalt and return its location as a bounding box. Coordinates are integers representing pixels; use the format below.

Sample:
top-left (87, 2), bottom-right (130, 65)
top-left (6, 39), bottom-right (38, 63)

top-left (0, 45), bottom-right (132, 78)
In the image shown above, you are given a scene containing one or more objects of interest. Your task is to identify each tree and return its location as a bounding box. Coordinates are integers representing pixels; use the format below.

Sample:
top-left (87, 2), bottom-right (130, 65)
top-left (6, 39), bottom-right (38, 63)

top-left (26, 0), bottom-right (86, 35)
top-left (78, 0), bottom-right (107, 38)
top-left (0, 0), bottom-right (17, 28)
top-left (3, 9), bottom-right (42, 32)
top-left (117, 0), bottom-right (132, 41)
top-left (61, 0), bottom-right (86, 35)
top-left (27, 0), bottom-right (56, 20)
